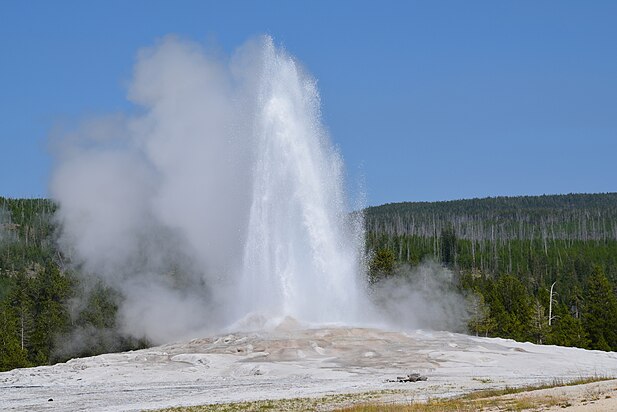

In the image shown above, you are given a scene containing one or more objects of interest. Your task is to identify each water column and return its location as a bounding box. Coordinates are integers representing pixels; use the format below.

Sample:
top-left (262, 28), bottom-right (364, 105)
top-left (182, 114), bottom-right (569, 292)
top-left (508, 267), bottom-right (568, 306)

top-left (240, 38), bottom-right (366, 324)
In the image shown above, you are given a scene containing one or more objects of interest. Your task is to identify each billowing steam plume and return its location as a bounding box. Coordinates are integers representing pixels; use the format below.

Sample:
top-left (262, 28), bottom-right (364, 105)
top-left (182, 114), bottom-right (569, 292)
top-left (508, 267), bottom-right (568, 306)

top-left (51, 36), bottom-right (368, 343)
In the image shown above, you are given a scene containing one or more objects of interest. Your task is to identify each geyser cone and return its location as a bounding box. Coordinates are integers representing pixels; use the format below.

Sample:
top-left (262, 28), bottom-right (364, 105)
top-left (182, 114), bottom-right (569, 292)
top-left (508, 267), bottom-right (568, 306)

top-left (240, 39), bottom-right (366, 323)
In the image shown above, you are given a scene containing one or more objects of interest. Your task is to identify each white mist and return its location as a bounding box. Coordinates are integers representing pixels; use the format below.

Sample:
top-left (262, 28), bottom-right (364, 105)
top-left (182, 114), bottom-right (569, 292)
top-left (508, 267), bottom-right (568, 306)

top-left (51, 35), bottom-right (368, 343)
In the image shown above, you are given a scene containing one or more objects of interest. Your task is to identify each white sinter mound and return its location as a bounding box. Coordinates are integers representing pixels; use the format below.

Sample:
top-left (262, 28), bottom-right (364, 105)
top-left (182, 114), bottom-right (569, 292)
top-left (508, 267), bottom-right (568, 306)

top-left (2, 323), bottom-right (617, 411)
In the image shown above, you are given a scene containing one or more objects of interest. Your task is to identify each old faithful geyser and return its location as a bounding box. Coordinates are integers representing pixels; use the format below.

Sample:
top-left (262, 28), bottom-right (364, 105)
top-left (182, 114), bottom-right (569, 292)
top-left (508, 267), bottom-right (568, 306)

top-left (51, 35), bottom-right (368, 343)
top-left (240, 41), bottom-right (364, 324)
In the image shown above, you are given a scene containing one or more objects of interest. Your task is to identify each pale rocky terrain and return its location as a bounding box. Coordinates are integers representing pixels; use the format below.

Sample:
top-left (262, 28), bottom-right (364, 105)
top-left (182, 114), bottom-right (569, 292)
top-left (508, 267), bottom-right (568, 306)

top-left (2, 321), bottom-right (617, 411)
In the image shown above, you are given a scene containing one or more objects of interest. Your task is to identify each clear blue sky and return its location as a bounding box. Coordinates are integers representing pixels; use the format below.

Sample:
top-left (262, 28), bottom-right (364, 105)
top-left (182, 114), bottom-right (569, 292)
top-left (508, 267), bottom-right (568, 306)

top-left (1, 1), bottom-right (616, 205)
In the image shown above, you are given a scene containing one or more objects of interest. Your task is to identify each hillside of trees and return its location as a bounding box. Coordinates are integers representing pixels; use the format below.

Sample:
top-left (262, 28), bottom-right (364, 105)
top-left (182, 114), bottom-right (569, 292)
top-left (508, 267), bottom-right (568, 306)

top-left (1, 192), bottom-right (617, 372)
top-left (367, 193), bottom-right (617, 242)
top-left (366, 193), bottom-right (617, 351)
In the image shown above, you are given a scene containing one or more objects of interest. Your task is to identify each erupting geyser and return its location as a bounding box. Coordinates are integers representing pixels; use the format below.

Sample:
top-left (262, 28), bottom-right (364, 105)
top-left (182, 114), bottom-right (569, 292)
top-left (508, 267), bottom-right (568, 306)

top-left (240, 41), bottom-right (365, 324)
top-left (51, 35), bottom-right (368, 343)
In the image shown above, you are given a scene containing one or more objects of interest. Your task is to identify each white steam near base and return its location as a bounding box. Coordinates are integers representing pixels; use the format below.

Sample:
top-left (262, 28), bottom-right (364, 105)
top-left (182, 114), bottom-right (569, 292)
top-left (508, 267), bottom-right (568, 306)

top-left (51, 35), bottom-right (466, 345)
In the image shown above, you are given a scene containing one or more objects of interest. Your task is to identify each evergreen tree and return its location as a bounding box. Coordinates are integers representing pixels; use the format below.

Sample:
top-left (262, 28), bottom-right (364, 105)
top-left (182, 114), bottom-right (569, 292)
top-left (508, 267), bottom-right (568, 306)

top-left (493, 275), bottom-right (532, 341)
top-left (368, 248), bottom-right (396, 283)
top-left (547, 304), bottom-right (589, 348)
top-left (582, 266), bottom-right (617, 351)
top-left (0, 298), bottom-right (30, 371)
top-left (28, 263), bottom-right (72, 364)
top-left (440, 224), bottom-right (457, 267)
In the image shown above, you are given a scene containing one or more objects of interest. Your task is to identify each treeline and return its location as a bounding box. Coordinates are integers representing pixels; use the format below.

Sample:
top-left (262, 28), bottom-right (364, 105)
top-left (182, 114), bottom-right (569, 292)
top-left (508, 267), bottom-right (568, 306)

top-left (366, 193), bottom-right (617, 351)
top-left (366, 193), bottom-right (617, 241)
top-left (0, 197), bottom-right (146, 371)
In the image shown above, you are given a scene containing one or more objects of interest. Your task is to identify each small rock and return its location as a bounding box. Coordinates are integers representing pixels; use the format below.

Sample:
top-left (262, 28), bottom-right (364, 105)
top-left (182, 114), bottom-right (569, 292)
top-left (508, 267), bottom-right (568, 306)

top-left (388, 373), bottom-right (428, 383)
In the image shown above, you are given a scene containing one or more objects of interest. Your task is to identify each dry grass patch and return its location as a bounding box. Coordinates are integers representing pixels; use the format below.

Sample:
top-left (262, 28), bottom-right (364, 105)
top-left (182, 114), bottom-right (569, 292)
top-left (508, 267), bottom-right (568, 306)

top-left (152, 390), bottom-right (403, 412)
top-left (151, 376), bottom-right (613, 412)
top-left (335, 395), bottom-right (564, 412)
top-left (337, 376), bottom-right (611, 412)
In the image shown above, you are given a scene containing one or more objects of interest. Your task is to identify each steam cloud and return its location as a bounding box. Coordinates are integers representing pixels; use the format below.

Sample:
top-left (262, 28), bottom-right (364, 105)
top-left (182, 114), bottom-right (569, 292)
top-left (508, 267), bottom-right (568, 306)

top-left (51, 35), bottom-right (469, 346)
top-left (371, 261), bottom-right (470, 332)
top-left (51, 35), bottom-right (368, 344)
